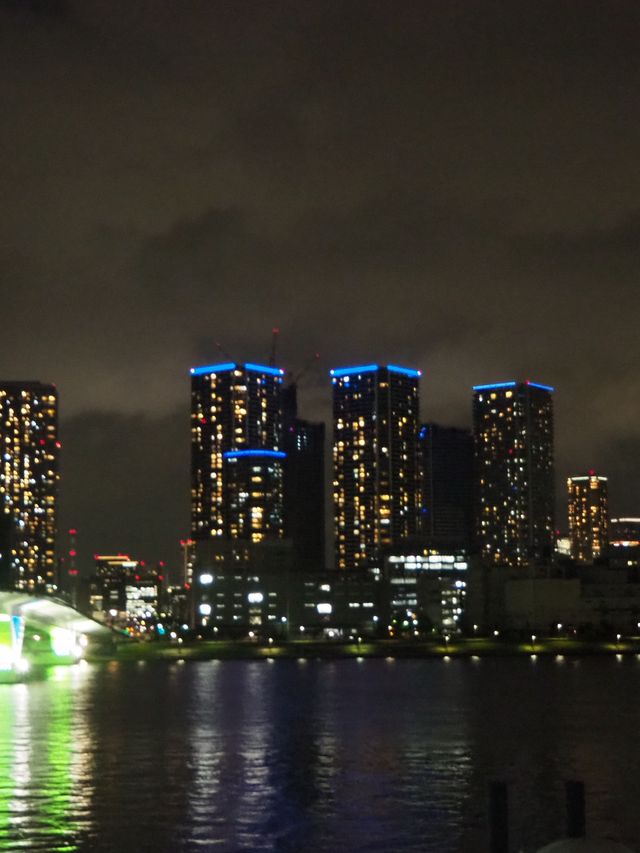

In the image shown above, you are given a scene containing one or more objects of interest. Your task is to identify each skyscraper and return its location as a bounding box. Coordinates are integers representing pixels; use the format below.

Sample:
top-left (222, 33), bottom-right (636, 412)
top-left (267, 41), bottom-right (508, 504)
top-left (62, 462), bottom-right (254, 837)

top-left (331, 363), bottom-right (421, 570)
top-left (473, 380), bottom-right (555, 568)
top-left (567, 473), bottom-right (609, 563)
top-left (418, 423), bottom-right (474, 546)
top-left (282, 381), bottom-right (325, 571)
top-left (0, 381), bottom-right (59, 590)
top-left (190, 362), bottom-right (285, 542)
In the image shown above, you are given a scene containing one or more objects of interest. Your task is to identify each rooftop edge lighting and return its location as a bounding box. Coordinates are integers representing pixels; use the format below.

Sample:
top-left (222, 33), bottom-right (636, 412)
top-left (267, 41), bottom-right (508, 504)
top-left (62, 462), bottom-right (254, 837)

top-left (569, 475), bottom-right (608, 482)
top-left (387, 364), bottom-right (422, 377)
top-left (330, 363), bottom-right (420, 378)
top-left (244, 362), bottom-right (284, 376)
top-left (190, 362), bottom-right (236, 376)
top-left (190, 362), bottom-right (284, 377)
top-left (330, 364), bottom-right (379, 377)
top-left (526, 380), bottom-right (555, 392)
top-left (223, 449), bottom-right (286, 459)
top-left (473, 381), bottom-right (517, 391)
top-left (472, 380), bottom-right (555, 392)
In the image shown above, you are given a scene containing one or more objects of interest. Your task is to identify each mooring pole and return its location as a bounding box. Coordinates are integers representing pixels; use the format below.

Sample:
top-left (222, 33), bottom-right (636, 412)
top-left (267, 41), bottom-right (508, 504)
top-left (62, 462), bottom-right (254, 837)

top-left (489, 781), bottom-right (509, 853)
top-left (565, 780), bottom-right (586, 839)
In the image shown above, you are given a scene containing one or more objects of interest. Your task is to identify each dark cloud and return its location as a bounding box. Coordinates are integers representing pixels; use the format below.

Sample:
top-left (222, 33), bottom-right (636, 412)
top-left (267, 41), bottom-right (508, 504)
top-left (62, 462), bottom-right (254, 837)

top-left (0, 0), bottom-right (638, 565)
top-left (0, 0), bottom-right (69, 18)
top-left (59, 408), bottom-right (188, 566)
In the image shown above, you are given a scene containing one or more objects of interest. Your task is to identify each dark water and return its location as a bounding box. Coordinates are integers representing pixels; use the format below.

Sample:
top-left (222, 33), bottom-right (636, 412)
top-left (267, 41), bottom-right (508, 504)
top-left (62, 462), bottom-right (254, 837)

top-left (0, 656), bottom-right (638, 853)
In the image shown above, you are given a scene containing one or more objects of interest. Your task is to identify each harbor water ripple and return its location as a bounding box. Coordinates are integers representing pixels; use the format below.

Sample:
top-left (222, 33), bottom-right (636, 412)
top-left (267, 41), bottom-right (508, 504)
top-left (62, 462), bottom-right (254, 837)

top-left (0, 656), bottom-right (638, 852)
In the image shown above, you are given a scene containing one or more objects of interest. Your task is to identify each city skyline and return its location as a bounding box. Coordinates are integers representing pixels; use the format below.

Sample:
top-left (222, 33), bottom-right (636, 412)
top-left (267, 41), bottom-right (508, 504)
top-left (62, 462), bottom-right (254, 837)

top-left (2, 5), bottom-right (640, 851)
top-left (0, 358), bottom-right (633, 573)
top-left (0, 1), bottom-right (638, 563)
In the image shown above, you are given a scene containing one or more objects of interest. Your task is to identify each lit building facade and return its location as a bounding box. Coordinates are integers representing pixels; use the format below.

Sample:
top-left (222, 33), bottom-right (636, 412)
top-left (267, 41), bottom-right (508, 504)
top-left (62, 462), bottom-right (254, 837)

top-left (90, 554), bottom-right (161, 628)
top-left (418, 423), bottom-right (474, 547)
top-left (0, 381), bottom-right (59, 591)
top-left (473, 380), bottom-right (555, 568)
top-left (608, 517), bottom-right (640, 569)
top-left (609, 517), bottom-right (640, 545)
top-left (381, 546), bottom-right (470, 634)
top-left (190, 362), bottom-right (285, 542)
top-left (224, 449), bottom-right (286, 540)
top-left (567, 473), bottom-right (609, 563)
top-left (331, 364), bottom-right (421, 570)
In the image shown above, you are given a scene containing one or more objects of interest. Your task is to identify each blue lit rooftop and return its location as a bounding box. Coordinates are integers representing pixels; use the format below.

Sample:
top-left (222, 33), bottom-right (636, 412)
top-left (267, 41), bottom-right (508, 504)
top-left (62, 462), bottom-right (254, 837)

top-left (223, 449), bottom-right (287, 460)
top-left (472, 381), bottom-right (517, 391)
top-left (190, 362), bottom-right (284, 377)
top-left (244, 362), bottom-right (284, 377)
top-left (473, 380), bottom-right (555, 393)
top-left (330, 363), bottom-right (422, 379)
top-left (387, 364), bottom-right (422, 378)
top-left (190, 362), bottom-right (236, 376)
top-left (526, 380), bottom-right (555, 392)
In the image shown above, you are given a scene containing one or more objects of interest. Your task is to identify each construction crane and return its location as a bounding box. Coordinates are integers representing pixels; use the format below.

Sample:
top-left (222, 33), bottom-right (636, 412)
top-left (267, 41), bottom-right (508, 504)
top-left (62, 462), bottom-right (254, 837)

top-left (213, 332), bottom-right (284, 368)
top-left (290, 352), bottom-right (320, 385)
top-left (281, 353), bottom-right (320, 424)
top-left (214, 341), bottom-right (235, 362)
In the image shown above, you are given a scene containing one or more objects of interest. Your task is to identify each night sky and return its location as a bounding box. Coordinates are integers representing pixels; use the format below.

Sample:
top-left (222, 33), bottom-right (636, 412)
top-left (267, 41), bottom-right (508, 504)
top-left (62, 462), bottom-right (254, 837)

top-left (1, 0), bottom-right (638, 569)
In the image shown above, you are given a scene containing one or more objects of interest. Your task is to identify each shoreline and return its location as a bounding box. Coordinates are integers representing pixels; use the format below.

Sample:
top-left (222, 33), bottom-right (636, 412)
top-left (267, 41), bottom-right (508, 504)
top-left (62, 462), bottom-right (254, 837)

top-left (86, 636), bottom-right (640, 664)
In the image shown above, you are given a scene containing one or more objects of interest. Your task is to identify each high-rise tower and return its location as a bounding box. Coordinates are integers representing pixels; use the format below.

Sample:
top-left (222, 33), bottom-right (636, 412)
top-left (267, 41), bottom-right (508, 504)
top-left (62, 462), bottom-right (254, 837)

top-left (473, 380), bottom-right (554, 568)
top-left (331, 363), bottom-right (421, 570)
top-left (0, 381), bottom-right (59, 590)
top-left (282, 381), bottom-right (325, 571)
top-left (190, 362), bottom-right (285, 542)
top-left (567, 472), bottom-right (609, 563)
top-left (418, 423), bottom-right (474, 547)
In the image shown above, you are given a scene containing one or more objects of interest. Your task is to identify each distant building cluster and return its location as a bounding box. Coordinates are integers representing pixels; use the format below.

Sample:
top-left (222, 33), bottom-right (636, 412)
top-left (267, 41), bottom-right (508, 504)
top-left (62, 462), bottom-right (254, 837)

top-left (0, 361), bottom-right (637, 638)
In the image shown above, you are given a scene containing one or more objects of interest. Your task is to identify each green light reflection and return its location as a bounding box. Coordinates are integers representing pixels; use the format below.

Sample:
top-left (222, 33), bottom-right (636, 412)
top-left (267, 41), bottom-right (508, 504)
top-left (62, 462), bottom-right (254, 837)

top-left (0, 665), bottom-right (93, 851)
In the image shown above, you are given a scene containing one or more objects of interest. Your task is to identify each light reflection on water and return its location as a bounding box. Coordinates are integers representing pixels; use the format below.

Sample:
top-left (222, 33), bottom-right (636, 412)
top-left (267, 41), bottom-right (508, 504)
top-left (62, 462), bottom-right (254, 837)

top-left (0, 657), bottom-right (638, 852)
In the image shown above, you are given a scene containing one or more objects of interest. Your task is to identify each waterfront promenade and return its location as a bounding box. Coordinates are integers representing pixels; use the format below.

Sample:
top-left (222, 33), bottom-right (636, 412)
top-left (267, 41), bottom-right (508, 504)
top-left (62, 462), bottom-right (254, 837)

top-left (88, 634), bottom-right (640, 664)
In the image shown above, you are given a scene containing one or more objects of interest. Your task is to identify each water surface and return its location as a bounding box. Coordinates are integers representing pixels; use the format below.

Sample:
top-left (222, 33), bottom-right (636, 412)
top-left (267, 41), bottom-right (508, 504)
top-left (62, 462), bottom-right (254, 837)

top-left (0, 656), bottom-right (638, 852)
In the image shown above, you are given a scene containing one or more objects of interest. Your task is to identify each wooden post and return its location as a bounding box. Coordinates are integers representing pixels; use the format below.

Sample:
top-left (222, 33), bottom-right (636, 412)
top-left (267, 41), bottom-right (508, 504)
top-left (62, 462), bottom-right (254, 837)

top-left (565, 780), bottom-right (586, 839)
top-left (489, 781), bottom-right (509, 853)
